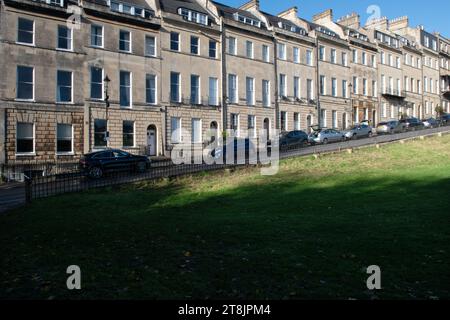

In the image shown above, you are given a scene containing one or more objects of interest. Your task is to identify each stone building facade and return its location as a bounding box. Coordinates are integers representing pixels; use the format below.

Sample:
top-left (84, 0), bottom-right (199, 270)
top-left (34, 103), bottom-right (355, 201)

top-left (0, 0), bottom-right (449, 166)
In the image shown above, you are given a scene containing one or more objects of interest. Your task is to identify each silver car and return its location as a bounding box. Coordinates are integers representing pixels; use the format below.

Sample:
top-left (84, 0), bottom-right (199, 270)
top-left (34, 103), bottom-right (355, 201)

top-left (343, 124), bottom-right (373, 140)
top-left (376, 120), bottom-right (405, 134)
top-left (422, 118), bottom-right (439, 128)
top-left (309, 128), bottom-right (345, 145)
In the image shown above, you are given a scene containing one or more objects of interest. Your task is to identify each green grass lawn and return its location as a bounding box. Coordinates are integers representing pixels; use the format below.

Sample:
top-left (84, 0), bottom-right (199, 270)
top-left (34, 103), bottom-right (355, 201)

top-left (1, 136), bottom-right (450, 300)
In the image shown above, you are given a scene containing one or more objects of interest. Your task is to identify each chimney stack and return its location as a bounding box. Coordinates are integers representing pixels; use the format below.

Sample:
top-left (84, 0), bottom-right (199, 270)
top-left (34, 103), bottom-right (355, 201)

top-left (277, 6), bottom-right (298, 20)
top-left (337, 12), bottom-right (360, 29)
top-left (389, 16), bottom-right (409, 31)
top-left (239, 0), bottom-right (260, 11)
top-left (313, 9), bottom-right (333, 23)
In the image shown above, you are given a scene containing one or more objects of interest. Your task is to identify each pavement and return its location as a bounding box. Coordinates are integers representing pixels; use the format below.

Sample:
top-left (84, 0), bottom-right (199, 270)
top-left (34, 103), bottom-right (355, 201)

top-left (0, 182), bottom-right (25, 213)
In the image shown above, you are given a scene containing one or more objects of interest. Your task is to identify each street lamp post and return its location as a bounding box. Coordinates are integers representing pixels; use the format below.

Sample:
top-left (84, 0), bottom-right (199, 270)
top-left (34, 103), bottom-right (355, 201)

top-left (104, 75), bottom-right (111, 147)
top-left (348, 83), bottom-right (354, 127)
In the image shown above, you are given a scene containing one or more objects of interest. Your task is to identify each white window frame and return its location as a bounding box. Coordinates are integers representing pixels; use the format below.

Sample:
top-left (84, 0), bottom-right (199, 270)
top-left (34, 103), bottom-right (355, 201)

top-left (56, 123), bottom-right (74, 155)
top-left (262, 79), bottom-right (270, 107)
top-left (293, 47), bottom-right (300, 64)
top-left (145, 35), bottom-right (157, 57)
top-left (171, 117), bottom-right (182, 144)
top-left (119, 29), bottom-right (132, 53)
top-left (17, 17), bottom-right (35, 46)
top-left (246, 77), bottom-right (255, 106)
top-left (170, 32), bottom-right (180, 52)
top-left (16, 65), bottom-right (35, 101)
top-left (246, 41), bottom-right (254, 59)
top-left (278, 43), bottom-right (286, 60)
top-left (90, 66), bottom-right (104, 100)
top-left (91, 24), bottom-right (104, 48)
top-left (146, 73), bottom-right (157, 105)
top-left (228, 74), bottom-right (238, 104)
top-left (262, 45), bottom-right (270, 62)
top-left (56, 69), bottom-right (74, 104)
top-left (228, 37), bottom-right (237, 55)
top-left (16, 122), bottom-right (35, 155)
top-left (191, 118), bottom-right (202, 143)
top-left (119, 70), bottom-right (132, 108)
top-left (57, 25), bottom-right (73, 51)
top-left (208, 77), bottom-right (218, 106)
top-left (330, 48), bottom-right (337, 64)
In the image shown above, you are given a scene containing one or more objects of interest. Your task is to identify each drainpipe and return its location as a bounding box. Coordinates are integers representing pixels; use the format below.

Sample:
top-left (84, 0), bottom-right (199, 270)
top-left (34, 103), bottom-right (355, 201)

top-left (273, 37), bottom-right (279, 130)
top-left (221, 18), bottom-right (227, 137)
top-left (315, 37), bottom-right (321, 129)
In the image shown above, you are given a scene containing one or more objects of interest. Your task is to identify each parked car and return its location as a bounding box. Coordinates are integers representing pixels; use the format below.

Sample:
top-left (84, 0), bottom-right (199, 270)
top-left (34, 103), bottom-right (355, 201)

top-left (437, 114), bottom-right (450, 125)
top-left (211, 138), bottom-right (257, 163)
top-left (308, 128), bottom-right (345, 145)
top-left (376, 121), bottom-right (405, 134)
top-left (422, 117), bottom-right (439, 128)
top-left (399, 117), bottom-right (424, 131)
top-left (343, 124), bottom-right (373, 140)
top-left (279, 130), bottom-right (309, 150)
top-left (80, 149), bottom-right (151, 179)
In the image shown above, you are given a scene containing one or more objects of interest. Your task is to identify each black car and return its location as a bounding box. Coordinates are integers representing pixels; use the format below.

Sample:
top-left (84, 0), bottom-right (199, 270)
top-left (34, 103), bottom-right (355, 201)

top-left (279, 130), bottom-right (309, 150)
top-left (438, 114), bottom-right (450, 125)
top-left (399, 117), bottom-right (424, 131)
top-left (79, 149), bottom-right (151, 178)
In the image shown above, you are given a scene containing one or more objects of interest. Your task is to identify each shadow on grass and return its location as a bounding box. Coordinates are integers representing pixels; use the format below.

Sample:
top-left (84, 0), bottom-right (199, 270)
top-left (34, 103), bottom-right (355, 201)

top-left (0, 173), bottom-right (449, 300)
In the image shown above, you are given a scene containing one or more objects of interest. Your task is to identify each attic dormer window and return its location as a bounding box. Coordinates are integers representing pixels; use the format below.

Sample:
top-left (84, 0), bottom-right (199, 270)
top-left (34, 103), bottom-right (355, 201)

top-left (278, 22), bottom-right (307, 36)
top-left (37, 0), bottom-right (64, 6)
top-left (316, 26), bottom-right (337, 38)
top-left (108, 1), bottom-right (154, 19)
top-left (178, 8), bottom-right (209, 26)
top-left (234, 13), bottom-right (261, 28)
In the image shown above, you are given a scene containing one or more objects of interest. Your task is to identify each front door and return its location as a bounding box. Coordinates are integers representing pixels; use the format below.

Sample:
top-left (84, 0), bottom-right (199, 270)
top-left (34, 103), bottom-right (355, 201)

top-left (147, 127), bottom-right (156, 156)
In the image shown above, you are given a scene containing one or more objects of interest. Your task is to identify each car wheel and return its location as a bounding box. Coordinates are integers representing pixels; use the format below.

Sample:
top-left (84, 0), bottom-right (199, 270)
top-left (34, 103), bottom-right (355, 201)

top-left (368, 132), bottom-right (373, 138)
top-left (352, 133), bottom-right (357, 140)
top-left (89, 166), bottom-right (103, 179)
top-left (323, 138), bottom-right (328, 145)
top-left (390, 128), bottom-right (394, 134)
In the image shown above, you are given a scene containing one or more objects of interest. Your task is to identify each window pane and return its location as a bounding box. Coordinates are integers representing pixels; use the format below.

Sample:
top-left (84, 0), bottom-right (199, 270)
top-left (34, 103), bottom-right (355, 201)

top-left (57, 70), bottom-right (72, 102)
top-left (146, 74), bottom-right (156, 104)
top-left (123, 121), bottom-right (134, 147)
top-left (58, 25), bottom-right (71, 50)
top-left (191, 36), bottom-right (199, 54)
top-left (171, 32), bottom-right (179, 51)
top-left (17, 66), bottom-right (33, 100)
top-left (120, 71), bottom-right (131, 107)
top-left (17, 123), bottom-right (34, 153)
top-left (170, 72), bottom-right (180, 102)
top-left (18, 18), bottom-right (33, 44)
top-left (192, 118), bottom-right (201, 143)
top-left (191, 75), bottom-right (200, 104)
top-left (145, 36), bottom-right (155, 56)
top-left (91, 25), bottom-right (103, 47)
top-left (119, 30), bottom-right (130, 51)
top-left (209, 41), bottom-right (216, 58)
top-left (209, 77), bottom-right (218, 105)
top-left (17, 122), bottom-right (33, 138)
top-left (94, 119), bottom-right (107, 147)
top-left (90, 67), bottom-right (103, 99)
top-left (171, 117), bottom-right (181, 143)
top-left (57, 124), bottom-right (72, 153)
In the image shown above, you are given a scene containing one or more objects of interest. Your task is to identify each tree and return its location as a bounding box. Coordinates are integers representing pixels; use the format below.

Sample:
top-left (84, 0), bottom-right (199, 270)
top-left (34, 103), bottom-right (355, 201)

top-left (435, 104), bottom-right (445, 118)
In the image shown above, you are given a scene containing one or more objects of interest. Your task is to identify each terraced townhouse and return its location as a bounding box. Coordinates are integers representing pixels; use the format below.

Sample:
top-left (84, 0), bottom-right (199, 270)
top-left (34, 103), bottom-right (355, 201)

top-left (0, 0), bottom-right (449, 168)
top-left (438, 35), bottom-right (450, 113)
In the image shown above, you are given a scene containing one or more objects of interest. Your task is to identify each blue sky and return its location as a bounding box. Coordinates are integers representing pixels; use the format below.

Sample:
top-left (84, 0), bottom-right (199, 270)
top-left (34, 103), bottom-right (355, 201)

top-left (220, 0), bottom-right (449, 38)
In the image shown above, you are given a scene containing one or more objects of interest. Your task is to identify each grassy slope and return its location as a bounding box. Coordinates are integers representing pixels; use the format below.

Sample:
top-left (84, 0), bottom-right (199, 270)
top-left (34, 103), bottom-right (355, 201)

top-left (1, 136), bottom-right (450, 299)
